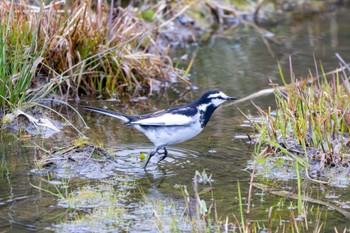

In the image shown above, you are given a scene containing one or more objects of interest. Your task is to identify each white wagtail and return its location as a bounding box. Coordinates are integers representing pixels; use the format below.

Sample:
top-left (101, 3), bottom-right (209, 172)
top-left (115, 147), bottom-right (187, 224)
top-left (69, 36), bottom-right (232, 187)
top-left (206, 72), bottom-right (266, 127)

top-left (84, 90), bottom-right (236, 169)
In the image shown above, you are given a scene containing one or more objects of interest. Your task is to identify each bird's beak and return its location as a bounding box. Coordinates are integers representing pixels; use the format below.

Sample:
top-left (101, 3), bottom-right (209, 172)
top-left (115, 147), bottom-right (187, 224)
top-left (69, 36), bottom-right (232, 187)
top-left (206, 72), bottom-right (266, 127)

top-left (226, 96), bottom-right (237, 101)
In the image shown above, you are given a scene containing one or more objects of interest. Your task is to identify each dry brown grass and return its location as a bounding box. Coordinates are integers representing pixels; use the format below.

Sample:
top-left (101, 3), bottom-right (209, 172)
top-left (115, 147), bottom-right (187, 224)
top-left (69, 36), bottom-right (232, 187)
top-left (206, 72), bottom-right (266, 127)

top-left (0, 0), bottom-right (186, 104)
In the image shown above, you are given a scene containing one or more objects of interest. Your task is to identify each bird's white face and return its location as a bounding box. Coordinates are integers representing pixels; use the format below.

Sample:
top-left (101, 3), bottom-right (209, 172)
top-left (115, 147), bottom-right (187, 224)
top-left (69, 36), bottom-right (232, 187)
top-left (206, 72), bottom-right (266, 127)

top-left (208, 91), bottom-right (232, 107)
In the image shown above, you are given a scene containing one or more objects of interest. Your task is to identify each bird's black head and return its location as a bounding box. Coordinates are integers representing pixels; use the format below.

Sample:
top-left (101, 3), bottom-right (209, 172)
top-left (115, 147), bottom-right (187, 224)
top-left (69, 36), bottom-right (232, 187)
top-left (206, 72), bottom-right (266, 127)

top-left (197, 90), bottom-right (236, 106)
top-left (195, 90), bottom-right (236, 127)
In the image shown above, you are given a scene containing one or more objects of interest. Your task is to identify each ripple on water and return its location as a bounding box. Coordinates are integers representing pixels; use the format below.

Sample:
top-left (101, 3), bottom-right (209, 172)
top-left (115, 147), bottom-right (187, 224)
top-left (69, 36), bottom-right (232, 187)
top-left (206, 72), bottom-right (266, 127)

top-left (30, 144), bottom-right (199, 180)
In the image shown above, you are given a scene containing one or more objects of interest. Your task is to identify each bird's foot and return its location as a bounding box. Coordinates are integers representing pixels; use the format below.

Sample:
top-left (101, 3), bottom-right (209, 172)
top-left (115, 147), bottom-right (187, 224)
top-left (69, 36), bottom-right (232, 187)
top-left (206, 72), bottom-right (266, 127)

top-left (157, 155), bottom-right (167, 163)
top-left (157, 147), bottom-right (168, 163)
top-left (143, 147), bottom-right (168, 169)
top-left (143, 150), bottom-right (158, 169)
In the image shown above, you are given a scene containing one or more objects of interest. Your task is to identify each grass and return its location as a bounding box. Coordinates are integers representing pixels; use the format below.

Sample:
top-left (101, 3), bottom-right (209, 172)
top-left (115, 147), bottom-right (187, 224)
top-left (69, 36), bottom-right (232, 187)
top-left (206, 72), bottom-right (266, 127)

top-left (250, 59), bottom-right (350, 185)
top-left (236, 59), bottom-right (350, 231)
top-left (0, 0), bottom-right (46, 108)
top-left (0, 1), bottom-right (189, 112)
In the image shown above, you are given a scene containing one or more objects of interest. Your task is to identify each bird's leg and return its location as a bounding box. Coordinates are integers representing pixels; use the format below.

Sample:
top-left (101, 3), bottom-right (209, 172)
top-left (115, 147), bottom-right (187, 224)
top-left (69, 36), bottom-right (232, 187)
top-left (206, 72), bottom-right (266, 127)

top-left (143, 148), bottom-right (159, 169)
top-left (157, 147), bottom-right (168, 163)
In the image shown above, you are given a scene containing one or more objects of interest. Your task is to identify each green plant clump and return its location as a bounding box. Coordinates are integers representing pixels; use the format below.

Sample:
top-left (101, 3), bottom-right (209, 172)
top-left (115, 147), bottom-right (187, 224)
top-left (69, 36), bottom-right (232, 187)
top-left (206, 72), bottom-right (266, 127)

top-left (253, 63), bottom-right (350, 183)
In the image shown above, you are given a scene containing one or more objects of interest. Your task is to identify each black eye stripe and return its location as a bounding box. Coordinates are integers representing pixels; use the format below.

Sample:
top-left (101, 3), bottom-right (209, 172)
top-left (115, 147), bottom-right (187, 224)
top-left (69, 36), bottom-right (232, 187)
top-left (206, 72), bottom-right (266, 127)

top-left (210, 96), bottom-right (223, 99)
top-left (209, 95), bottom-right (225, 100)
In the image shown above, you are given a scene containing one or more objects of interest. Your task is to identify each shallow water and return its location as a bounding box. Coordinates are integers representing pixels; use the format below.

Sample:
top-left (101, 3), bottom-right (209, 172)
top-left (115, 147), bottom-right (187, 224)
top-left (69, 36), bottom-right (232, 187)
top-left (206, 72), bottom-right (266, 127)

top-left (2, 9), bottom-right (350, 232)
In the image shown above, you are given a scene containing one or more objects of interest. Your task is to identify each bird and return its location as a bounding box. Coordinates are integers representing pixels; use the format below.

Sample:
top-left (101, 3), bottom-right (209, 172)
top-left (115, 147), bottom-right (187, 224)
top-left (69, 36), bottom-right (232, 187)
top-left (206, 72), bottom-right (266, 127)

top-left (84, 90), bottom-right (236, 169)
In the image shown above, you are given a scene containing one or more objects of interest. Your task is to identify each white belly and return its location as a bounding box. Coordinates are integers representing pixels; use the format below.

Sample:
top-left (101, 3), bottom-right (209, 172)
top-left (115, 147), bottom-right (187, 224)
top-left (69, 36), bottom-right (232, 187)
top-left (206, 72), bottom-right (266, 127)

top-left (133, 122), bottom-right (203, 148)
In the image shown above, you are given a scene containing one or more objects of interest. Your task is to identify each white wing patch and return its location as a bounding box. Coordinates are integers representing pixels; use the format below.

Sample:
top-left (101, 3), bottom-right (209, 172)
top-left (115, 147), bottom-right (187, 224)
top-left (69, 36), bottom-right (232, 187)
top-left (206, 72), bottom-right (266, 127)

top-left (130, 113), bottom-right (195, 126)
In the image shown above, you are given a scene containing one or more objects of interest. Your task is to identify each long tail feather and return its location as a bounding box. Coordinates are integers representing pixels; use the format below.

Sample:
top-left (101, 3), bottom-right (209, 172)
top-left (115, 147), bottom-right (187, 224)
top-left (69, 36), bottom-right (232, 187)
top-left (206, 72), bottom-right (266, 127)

top-left (83, 106), bottom-right (133, 123)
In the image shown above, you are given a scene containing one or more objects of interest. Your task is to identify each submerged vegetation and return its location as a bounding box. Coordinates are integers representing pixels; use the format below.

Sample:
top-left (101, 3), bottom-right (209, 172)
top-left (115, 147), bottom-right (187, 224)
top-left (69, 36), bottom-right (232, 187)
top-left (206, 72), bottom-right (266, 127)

top-left (32, 168), bottom-right (341, 232)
